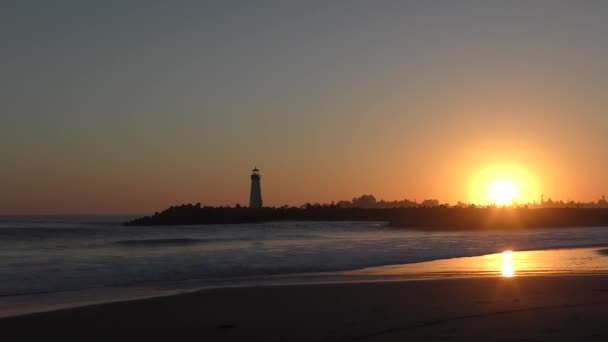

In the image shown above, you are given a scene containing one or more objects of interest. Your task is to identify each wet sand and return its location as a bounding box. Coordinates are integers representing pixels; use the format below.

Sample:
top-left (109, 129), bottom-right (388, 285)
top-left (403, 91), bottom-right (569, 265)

top-left (345, 246), bottom-right (608, 278)
top-left (2, 275), bottom-right (608, 340)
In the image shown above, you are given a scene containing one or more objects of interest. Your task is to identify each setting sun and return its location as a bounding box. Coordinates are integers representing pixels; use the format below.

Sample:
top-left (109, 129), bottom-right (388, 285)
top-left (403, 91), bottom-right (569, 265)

top-left (490, 180), bottom-right (518, 205)
top-left (470, 165), bottom-right (538, 206)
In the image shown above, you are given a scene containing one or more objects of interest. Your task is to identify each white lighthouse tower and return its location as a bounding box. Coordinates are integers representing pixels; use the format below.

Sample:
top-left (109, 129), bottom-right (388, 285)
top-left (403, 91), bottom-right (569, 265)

top-left (249, 167), bottom-right (263, 209)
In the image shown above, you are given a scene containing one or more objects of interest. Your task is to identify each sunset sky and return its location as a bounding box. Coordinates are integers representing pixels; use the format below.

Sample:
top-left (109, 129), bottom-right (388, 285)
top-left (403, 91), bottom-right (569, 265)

top-left (2, 1), bottom-right (607, 214)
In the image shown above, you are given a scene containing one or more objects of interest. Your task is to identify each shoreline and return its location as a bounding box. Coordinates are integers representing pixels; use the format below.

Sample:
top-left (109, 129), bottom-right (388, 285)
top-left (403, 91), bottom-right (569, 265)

top-left (2, 244), bottom-right (608, 320)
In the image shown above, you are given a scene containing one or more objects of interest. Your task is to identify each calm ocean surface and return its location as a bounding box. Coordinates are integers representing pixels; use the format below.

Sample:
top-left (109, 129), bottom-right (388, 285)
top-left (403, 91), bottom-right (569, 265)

top-left (2, 215), bottom-right (608, 298)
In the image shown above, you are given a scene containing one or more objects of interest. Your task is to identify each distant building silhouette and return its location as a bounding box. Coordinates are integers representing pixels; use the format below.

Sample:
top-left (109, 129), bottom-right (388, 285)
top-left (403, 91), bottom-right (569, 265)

top-left (249, 167), bottom-right (263, 208)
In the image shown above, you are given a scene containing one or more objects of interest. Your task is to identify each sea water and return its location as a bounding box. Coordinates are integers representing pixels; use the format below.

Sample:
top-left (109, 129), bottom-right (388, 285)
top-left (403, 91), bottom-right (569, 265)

top-left (2, 215), bottom-right (608, 297)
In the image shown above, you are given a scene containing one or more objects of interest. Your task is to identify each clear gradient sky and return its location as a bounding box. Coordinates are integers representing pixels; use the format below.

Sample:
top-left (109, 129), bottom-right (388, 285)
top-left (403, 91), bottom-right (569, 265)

top-left (2, 1), bottom-right (607, 214)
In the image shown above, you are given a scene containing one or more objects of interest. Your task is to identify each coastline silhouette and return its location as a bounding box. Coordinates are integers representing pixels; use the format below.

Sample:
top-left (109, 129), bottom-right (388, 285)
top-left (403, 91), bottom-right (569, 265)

top-left (125, 197), bottom-right (608, 229)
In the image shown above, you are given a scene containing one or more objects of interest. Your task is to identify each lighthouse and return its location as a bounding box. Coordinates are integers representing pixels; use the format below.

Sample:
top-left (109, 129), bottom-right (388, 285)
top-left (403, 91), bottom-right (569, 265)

top-left (249, 167), bottom-right (263, 209)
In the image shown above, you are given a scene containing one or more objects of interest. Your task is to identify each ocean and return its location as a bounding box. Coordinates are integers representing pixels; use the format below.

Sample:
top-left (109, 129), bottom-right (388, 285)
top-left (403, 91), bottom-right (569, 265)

top-left (2, 215), bottom-right (608, 300)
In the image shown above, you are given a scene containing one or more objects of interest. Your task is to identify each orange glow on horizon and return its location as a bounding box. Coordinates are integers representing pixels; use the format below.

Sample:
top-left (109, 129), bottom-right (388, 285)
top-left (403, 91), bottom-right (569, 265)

top-left (470, 165), bottom-right (539, 205)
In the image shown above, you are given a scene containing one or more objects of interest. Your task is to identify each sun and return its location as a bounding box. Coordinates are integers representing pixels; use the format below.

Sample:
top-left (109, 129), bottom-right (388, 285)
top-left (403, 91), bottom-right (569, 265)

top-left (490, 180), bottom-right (518, 205)
top-left (470, 164), bottom-right (538, 206)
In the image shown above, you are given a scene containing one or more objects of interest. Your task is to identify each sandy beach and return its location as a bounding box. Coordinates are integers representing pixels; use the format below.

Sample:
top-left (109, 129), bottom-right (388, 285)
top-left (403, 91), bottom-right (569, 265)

top-left (2, 275), bottom-right (608, 340)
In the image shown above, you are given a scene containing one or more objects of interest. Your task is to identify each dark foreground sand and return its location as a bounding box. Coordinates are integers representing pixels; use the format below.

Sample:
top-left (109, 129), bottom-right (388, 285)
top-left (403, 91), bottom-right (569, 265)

top-left (2, 275), bottom-right (608, 341)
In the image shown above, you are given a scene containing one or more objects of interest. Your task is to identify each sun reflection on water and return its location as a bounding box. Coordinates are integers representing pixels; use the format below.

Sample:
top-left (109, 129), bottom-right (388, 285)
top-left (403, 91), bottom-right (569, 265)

top-left (501, 250), bottom-right (514, 277)
top-left (346, 247), bottom-right (608, 279)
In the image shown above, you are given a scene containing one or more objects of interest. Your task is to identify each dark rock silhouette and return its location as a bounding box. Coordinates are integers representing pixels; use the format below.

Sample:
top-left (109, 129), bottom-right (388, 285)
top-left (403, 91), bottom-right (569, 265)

top-left (125, 204), bottom-right (608, 230)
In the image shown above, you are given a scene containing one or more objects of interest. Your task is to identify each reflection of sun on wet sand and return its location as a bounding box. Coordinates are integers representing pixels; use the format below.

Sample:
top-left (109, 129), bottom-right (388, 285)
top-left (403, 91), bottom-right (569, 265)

top-left (344, 246), bottom-right (608, 279)
top-left (3, 247), bottom-right (608, 340)
top-left (501, 250), bottom-right (514, 277)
